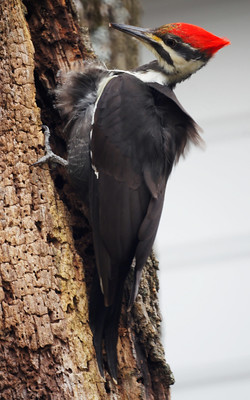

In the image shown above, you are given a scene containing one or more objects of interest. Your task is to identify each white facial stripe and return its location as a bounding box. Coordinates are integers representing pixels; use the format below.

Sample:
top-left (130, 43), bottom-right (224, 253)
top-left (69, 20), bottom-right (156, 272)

top-left (160, 40), bottom-right (204, 76)
top-left (142, 41), bottom-right (175, 73)
top-left (142, 37), bottom-right (205, 83)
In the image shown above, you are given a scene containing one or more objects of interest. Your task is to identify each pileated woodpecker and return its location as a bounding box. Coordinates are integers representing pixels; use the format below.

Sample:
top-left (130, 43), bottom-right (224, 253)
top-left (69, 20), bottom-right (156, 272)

top-left (35, 22), bottom-right (230, 381)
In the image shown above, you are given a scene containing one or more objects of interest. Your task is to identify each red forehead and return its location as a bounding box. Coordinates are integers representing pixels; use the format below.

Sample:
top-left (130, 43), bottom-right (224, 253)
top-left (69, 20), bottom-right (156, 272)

top-left (158, 23), bottom-right (230, 55)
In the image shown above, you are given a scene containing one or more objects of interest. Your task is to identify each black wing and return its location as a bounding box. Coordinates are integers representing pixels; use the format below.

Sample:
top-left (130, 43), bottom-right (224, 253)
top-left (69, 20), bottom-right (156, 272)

top-left (89, 72), bottom-right (201, 379)
top-left (90, 73), bottom-right (169, 306)
top-left (90, 74), bottom-right (201, 306)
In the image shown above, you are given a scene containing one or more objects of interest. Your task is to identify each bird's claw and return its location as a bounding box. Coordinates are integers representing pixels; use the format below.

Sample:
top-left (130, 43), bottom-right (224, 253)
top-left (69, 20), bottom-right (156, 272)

top-left (33, 125), bottom-right (68, 167)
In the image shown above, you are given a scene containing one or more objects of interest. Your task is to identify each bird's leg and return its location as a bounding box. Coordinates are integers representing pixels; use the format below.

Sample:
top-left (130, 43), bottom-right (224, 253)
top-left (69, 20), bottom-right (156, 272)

top-left (33, 125), bottom-right (68, 167)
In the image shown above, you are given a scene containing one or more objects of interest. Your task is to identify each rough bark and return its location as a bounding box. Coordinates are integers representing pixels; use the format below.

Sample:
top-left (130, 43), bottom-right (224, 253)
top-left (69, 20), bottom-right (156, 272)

top-left (0, 0), bottom-right (174, 398)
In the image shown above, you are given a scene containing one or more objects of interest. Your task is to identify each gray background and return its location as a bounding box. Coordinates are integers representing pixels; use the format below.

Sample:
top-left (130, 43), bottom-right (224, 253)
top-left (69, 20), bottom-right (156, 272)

top-left (140, 1), bottom-right (250, 399)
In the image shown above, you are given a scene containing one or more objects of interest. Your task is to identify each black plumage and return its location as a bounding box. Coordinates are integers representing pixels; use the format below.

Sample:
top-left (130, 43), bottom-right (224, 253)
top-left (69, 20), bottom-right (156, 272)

top-left (55, 64), bottom-right (201, 380)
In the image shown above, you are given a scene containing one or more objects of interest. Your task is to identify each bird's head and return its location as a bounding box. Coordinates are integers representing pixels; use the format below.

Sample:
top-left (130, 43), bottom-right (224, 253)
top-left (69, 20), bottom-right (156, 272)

top-left (110, 22), bottom-right (230, 85)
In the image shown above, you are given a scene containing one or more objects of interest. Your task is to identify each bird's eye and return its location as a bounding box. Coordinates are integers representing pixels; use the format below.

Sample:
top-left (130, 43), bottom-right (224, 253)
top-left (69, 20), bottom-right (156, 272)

top-left (166, 38), bottom-right (177, 48)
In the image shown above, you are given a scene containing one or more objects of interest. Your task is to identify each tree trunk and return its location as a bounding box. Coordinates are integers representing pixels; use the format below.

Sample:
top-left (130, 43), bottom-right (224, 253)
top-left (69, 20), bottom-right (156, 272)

top-left (0, 0), bottom-right (174, 398)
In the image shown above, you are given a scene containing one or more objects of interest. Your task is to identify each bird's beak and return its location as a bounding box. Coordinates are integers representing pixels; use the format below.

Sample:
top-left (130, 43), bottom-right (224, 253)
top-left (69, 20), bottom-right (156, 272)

top-left (109, 23), bottom-right (154, 44)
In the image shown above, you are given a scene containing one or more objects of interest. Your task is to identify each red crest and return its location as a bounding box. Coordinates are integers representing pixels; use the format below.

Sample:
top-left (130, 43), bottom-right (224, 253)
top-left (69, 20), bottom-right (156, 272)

top-left (161, 23), bottom-right (230, 55)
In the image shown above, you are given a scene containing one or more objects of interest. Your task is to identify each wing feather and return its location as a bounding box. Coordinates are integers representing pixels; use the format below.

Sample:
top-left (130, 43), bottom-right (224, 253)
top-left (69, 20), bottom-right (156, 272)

top-left (90, 74), bottom-right (166, 305)
top-left (90, 73), bottom-right (201, 306)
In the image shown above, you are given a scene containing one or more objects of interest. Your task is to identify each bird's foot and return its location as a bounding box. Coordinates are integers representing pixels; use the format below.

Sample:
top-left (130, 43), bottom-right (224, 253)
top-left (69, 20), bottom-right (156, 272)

top-left (33, 125), bottom-right (68, 167)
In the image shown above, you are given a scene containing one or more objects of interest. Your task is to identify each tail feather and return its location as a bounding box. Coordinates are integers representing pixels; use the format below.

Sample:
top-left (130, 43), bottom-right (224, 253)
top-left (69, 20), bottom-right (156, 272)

top-left (104, 293), bottom-right (124, 381)
top-left (89, 274), bottom-right (106, 376)
top-left (89, 274), bottom-right (124, 381)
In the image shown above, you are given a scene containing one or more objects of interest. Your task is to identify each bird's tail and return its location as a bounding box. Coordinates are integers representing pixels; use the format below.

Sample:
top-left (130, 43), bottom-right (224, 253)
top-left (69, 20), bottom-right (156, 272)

top-left (89, 274), bottom-right (124, 382)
